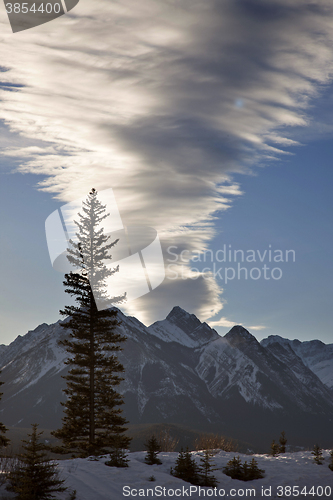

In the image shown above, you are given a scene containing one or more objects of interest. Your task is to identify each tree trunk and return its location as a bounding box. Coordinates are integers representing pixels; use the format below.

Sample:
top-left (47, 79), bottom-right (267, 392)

top-left (89, 292), bottom-right (95, 451)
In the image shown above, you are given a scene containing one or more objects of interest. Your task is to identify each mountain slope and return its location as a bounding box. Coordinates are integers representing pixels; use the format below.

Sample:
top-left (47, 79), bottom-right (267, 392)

top-left (261, 336), bottom-right (333, 390)
top-left (1, 308), bottom-right (333, 448)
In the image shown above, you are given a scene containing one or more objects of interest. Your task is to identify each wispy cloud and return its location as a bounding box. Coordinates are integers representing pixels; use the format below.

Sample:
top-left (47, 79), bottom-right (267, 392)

top-left (208, 318), bottom-right (266, 332)
top-left (1, 0), bottom-right (333, 324)
top-left (208, 318), bottom-right (237, 329)
top-left (248, 325), bottom-right (267, 331)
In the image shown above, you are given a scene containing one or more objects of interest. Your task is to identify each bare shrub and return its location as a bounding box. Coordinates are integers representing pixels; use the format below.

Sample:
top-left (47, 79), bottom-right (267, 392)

top-left (0, 448), bottom-right (17, 486)
top-left (155, 428), bottom-right (179, 452)
top-left (194, 433), bottom-right (236, 453)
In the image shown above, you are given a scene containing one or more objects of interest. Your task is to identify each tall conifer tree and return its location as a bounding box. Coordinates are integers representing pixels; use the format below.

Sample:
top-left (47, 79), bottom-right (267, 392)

top-left (52, 189), bottom-right (130, 457)
top-left (0, 374), bottom-right (9, 448)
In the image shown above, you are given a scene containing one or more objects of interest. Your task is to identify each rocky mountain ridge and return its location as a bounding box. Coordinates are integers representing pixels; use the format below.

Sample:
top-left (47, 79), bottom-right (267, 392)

top-left (1, 307), bottom-right (332, 448)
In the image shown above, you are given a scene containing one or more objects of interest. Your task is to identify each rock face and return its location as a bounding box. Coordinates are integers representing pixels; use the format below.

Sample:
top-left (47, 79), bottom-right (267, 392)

top-left (261, 336), bottom-right (333, 390)
top-left (1, 307), bottom-right (333, 447)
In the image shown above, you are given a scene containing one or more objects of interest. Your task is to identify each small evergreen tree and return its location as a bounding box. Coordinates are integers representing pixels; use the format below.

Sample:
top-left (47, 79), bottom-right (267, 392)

top-left (242, 460), bottom-right (249, 480)
top-left (105, 434), bottom-right (129, 468)
top-left (170, 447), bottom-right (185, 478)
top-left (198, 449), bottom-right (218, 487)
top-left (328, 450), bottom-right (333, 472)
top-left (223, 456), bottom-right (264, 481)
top-left (6, 423), bottom-right (66, 499)
top-left (223, 456), bottom-right (243, 480)
top-left (144, 435), bottom-right (162, 465)
top-left (52, 189), bottom-right (130, 457)
top-left (269, 440), bottom-right (280, 456)
top-left (312, 444), bottom-right (324, 465)
top-left (247, 458), bottom-right (265, 480)
top-left (184, 448), bottom-right (199, 485)
top-left (279, 431), bottom-right (287, 453)
top-left (171, 447), bottom-right (199, 485)
top-left (0, 375), bottom-right (9, 448)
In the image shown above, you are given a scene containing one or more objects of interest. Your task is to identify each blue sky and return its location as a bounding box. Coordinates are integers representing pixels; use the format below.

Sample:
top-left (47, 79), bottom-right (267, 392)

top-left (209, 137), bottom-right (333, 340)
top-left (0, 0), bottom-right (333, 345)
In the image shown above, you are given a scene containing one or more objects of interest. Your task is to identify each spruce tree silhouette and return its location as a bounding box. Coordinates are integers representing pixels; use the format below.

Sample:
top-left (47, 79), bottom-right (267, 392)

top-left (52, 189), bottom-right (130, 457)
top-left (144, 435), bottom-right (162, 465)
top-left (6, 424), bottom-right (66, 499)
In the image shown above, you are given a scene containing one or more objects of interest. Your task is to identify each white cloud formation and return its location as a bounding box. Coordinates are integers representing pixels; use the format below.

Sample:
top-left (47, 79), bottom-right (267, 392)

top-left (1, 0), bottom-right (333, 324)
top-left (248, 325), bottom-right (267, 331)
top-left (208, 318), bottom-right (237, 329)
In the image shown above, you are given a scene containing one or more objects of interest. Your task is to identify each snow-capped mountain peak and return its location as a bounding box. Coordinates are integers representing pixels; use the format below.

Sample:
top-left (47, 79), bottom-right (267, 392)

top-left (148, 306), bottom-right (219, 347)
top-left (1, 307), bottom-right (333, 449)
top-left (224, 325), bottom-right (259, 347)
top-left (166, 306), bottom-right (202, 331)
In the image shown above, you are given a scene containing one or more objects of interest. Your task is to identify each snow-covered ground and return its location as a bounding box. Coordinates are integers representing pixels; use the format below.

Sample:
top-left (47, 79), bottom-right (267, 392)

top-left (1, 449), bottom-right (332, 499)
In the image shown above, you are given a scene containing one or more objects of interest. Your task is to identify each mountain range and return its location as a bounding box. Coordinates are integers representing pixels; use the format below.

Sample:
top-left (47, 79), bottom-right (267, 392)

top-left (0, 306), bottom-right (332, 450)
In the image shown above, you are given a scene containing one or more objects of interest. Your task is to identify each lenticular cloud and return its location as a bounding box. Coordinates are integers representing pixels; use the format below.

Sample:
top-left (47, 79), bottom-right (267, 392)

top-left (1, 0), bottom-right (333, 323)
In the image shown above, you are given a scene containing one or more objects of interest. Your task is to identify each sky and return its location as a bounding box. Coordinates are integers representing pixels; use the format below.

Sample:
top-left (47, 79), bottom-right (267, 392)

top-left (0, 0), bottom-right (333, 345)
